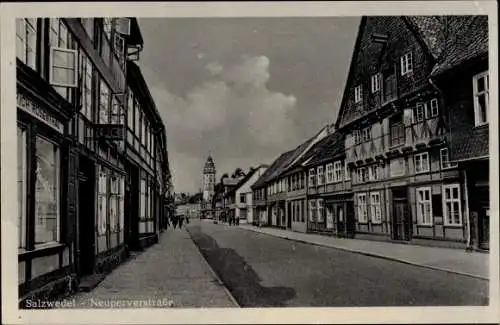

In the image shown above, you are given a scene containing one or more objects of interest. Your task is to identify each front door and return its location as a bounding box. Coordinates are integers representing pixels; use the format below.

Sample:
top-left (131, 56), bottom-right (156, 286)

top-left (125, 163), bottom-right (139, 250)
top-left (392, 198), bottom-right (410, 241)
top-left (478, 206), bottom-right (489, 250)
top-left (345, 201), bottom-right (356, 238)
top-left (287, 202), bottom-right (292, 228)
top-left (78, 156), bottom-right (96, 276)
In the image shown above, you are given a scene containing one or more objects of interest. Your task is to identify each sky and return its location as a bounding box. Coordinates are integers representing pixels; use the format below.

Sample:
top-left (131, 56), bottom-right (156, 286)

top-left (137, 17), bottom-right (360, 194)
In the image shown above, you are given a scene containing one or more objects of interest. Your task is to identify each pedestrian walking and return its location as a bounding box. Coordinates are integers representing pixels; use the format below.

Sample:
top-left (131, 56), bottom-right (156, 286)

top-left (172, 215), bottom-right (178, 229)
top-left (229, 216), bottom-right (233, 226)
top-left (179, 216), bottom-right (184, 229)
top-left (186, 216), bottom-right (190, 225)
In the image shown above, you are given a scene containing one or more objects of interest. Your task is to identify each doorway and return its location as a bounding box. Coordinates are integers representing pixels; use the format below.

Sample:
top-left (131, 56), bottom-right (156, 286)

top-left (287, 202), bottom-right (292, 228)
top-left (392, 188), bottom-right (410, 241)
top-left (125, 162), bottom-right (140, 250)
top-left (78, 155), bottom-right (96, 276)
top-left (345, 201), bottom-right (356, 238)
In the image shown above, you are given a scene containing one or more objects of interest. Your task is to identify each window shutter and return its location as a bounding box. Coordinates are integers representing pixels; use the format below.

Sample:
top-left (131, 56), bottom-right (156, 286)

top-left (49, 47), bottom-right (78, 88)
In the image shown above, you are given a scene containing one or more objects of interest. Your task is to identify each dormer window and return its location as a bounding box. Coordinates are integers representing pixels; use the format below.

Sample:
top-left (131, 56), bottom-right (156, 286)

top-left (473, 71), bottom-right (489, 126)
top-left (400, 52), bottom-right (413, 76)
top-left (371, 73), bottom-right (381, 93)
top-left (354, 85), bottom-right (362, 103)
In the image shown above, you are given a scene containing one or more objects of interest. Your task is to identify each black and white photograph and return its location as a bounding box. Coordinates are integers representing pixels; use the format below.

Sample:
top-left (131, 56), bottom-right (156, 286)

top-left (1, 1), bottom-right (498, 324)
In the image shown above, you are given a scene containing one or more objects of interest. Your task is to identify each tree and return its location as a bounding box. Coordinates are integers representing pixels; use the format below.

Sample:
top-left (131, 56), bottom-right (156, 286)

top-left (220, 173), bottom-right (229, 183)
top-left (231, 168), bottom-right (245, 178)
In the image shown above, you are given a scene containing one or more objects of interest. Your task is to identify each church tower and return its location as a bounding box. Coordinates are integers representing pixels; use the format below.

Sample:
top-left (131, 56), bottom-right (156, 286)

top-left (202, 155), bottom-right (216, 203)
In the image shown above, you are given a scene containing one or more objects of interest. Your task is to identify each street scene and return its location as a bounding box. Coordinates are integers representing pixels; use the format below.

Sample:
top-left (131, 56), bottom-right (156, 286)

top-left (12, 13), bottom-right (490, 310)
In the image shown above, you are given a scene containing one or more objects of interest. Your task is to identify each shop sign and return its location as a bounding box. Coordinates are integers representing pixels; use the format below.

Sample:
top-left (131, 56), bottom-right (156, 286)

top-left (95, 124), bottom-right (124, 141)
top-left (17, 92), bottom-right (64, 133)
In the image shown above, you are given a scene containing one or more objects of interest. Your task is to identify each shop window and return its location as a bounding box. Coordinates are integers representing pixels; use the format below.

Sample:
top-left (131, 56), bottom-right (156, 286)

top-left (34, 136), bottom-right (60, 245)
top-left (443, 184), bottom-right (462, 226)
top-left (99, 80), bottom-right (110, 124)
top-left (416, 187), bottom-right (432, 225)
top-left (18, 127), bottom-right (27, 249)
top-left (16, 18), bottom-right (38, 70)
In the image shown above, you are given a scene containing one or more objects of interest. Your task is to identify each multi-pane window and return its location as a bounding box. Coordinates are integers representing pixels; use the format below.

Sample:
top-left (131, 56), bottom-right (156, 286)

top-left (368, 165), bottom-right (380, 181)
top-left (440, 148), bottom-right (458, 170)
top-left (357, 167), bottom-right (368, 183)
top-left (390, 157), bottom-right (405, 177)
top-left (49, 19), bottom-right (77, 89)
top-left (34, 136), bottom-right (60, 245)
top-left (354, 85), bottom-right (362, 103)
top-left (416, 187), bottom-right (432, 225)
top-left (371, 73), bottom-right (381, 93)
top-left (333, 161), bottom-right (343, 182)
top-left (18, 127), bottom-right (27, 249)
top-left (97, 167), bottom-right (108, 235)
top-left (134, 99), bottom-right (140, 134)
top-left (99, 80), bottom-right (110, 124)
top-left (430, 99), bottom-right (439, 117)
top-left (308, 168), bottom-right (316, 187)
top-left (79, 53), bottom-right (93, 121)
top-left (326, 163), bottom-right (333, 183)
top-left (110, 96), bottom-right (123, 124)
top-left (443, 184), bottom-right (462, 226)
top-left (400, 52), bottom-right (413, 75)
top-left (362, 127), bottom-right (371, 142)
top-left (127, 91), bottom-right (134, 130)
top-left (357, 193), bottom-right (368, 223)
top-left (415, 99), bottom-right (439, 122)
top-left (370, 192), bottom-right (381, 223)
top-left (309, 200), bottom-right (317, 221)
top-left (414, 152), bottom-right (430, 174)
top-left (16, 18), bottom-right (38, 70)
top-left (345, 164), bottom-right (351, 181)
top-left (473, 71), bottom-right (489, 126)
top-left (354, 129), bottom-right (361, 144)
top-left (317, 199), bottom-right (325, 222)
top-left (390, 121), bottom-right (405, 146)
top-left (317, 166), bottom-right (325, 185)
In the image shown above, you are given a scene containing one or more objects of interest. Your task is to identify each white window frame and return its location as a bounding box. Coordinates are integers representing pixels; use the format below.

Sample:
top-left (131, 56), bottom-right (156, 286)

top-left (354, 85), bottom-right (362, 103)
top-left (309, 200), bottom-right (316, 221)
top-left (317, 199), bottom-right (325, 222)
top-left (440, 148), bottom-right (458, 170)
top-left (416, 187), bottom-right (433, 226)
top-left (362, 127), bottom-right (371, 142)
top-left (354, 130), bottom-right (361, 144)
top-left (357, 193), bottom-right (368, 223)
top-left (430, 98), bottom-right (439, 117)
top-left (416, 103), bottom-right (425, 122)
top-left (371, 73), bottom-right (381, 93)
top-left (308, 168), bottom-right (315, 187)
top-left (400, 52), bottom-right (413, 76)
top-left (414, 152), bottom-right (430, 174)
top-left (49, 46), bottom-right (78, 88)
top-left (473, 71), bottom-right (489, 127)
top-left (326, 163), bottom-right (334, 183)
top-left (333, 161), bottom-right (343, 182)
top-left (344, 163), bottom-right (351, 181)
top-left (370, 192), bottom-right (382, 224)
top-left (390, 157), bottom-right (405, 177)
top-left (317, 166), bottom-right (324, 185)
top-left (16, 18), bottom-right (38, 70)
top-left (368, 165), bottom-right (379, 181)
top-left (443, 184), bottom-right (463, 226)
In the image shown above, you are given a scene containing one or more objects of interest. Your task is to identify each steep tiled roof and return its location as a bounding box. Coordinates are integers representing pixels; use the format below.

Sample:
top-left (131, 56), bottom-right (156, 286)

top-left (303, 132), bottom-right (345, 167)
top-left (406, 16), bottom-right (446, 60)
top-left (226, 168), bottom-right (260, 195)
top-left (430, 16), bottom-right (488, 76)
top-left (251, 150), bottom-right (295, 189)
top-left (449, 124), bottom-right (489, 161)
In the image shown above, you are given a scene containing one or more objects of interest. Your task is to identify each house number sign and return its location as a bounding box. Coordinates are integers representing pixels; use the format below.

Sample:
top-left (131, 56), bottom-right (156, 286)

top-left (17, 92), bottom-right (64, 133)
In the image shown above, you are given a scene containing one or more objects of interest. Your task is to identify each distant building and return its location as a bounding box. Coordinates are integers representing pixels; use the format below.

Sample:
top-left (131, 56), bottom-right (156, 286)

top-left (201, 155), bottom-right (216, 218)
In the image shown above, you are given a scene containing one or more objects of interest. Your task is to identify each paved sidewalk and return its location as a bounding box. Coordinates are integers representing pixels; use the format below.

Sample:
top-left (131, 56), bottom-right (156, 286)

top-left (239, 225), bottom-right (489, 280)
top-left (72, 228), bottom-right (239, 308)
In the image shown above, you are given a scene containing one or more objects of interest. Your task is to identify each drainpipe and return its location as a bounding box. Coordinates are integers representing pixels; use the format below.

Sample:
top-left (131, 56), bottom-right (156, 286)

top-left (429, 77), bottom-right (472, 251)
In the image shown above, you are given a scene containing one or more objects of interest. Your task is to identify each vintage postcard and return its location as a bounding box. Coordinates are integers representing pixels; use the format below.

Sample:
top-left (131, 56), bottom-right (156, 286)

top-left (1, 1), bottom-right (498, 324)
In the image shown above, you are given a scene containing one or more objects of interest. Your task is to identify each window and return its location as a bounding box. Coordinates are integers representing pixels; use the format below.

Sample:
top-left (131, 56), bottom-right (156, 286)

top-left (354, 129), bottom-right (361, 144)
top-left (357, 167), bottom-right (368, 183)
top-left (326, 163), bottom-right (333, 183)
top-left (443, 184), bottom-right (462, 226)
top-left (127, 91), bottom-right (134, 130)
top-left (345, 163), bottom-right (351, 181)
top-left (309, 200), bottom-right (317, 221)
top-left (240, 194), bottom-right (246, 204)
top-left (370, 192), bottom-right (381, 223)
top-left (390, 157), bottom-right (405, 177)
top-left (317, 166), bottom-right (324, 185)
top-left (416, 187), bottom-right (432, 226)
top-left (134, 100), bottom-right (140, 134)
top-left (368, 165), bottom-right (380, 181)
top-left (49, 19), bottom-right (77, 89)
top-left (34, 136), bottom-right (60, 244)
top-left (430, 99), bottom-right (439, 117)
top-left (110, 96), bottom-right (123, 124)
top-left (440, 148), bottom-right (458, 170)
top-left (371, 73), bottom-right (381, 93)
top-left (390, 121), bottom-right (405, 146)
top-left (317, 199), bottom-right (324, 222)
top-left (333, 161), bottom-right (343, 182)
top-left (109, 175), bottom-right (119, 232)
top-left (79, 53), bottom-right (93, 121)
top-left (400, 52), bottom-right (413, 75)
top-left (354, 85), bottom-right (362, 103)
top-left (362, 127), bottom-right (371, 142)
top-left (383, 74), bottom-right (397, 102)
top-left (81, 18), bottom-right (94, 40)
top-left (97, 167), bottom-right (108, 235)
top-left (473, 71), bottom-right (489, 126)
top-left (99, 80), bottom-right (110, 124)
top-left (357, 193), bottom-right (368, 223)
top-left (308, 168), bottom-right (316, 187)
top-left (416, 103), bottom-right (425, 122)
top-left (414, 152), bottom-right (430, 174)
top-left (16, 18), bottom-right (38, 70)
top-left (18, 127), bottom-right (27, 248)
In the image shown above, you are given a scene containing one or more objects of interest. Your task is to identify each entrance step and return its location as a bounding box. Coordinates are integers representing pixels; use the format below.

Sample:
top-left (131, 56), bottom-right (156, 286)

top-left (78, 274), bottom-right (107, 292)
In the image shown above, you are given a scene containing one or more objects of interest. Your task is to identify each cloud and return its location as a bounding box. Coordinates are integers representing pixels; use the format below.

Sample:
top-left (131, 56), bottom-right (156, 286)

top-left (146, 55), bottom-right (299, 192)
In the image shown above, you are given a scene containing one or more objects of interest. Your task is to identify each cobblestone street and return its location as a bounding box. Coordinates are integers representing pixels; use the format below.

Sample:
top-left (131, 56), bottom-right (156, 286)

top-left (71, 227), bottom-right (238, 308)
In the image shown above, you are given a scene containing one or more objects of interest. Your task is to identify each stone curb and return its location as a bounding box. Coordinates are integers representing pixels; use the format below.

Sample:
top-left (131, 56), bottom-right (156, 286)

top-left (185, 228), bottom-right (241, 308)
top-left (240, 226), bottom-right (489, 281)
